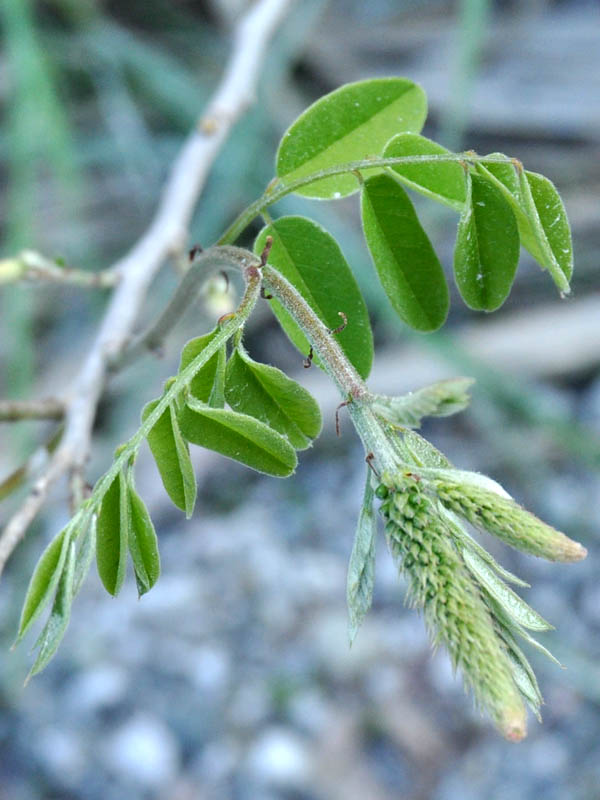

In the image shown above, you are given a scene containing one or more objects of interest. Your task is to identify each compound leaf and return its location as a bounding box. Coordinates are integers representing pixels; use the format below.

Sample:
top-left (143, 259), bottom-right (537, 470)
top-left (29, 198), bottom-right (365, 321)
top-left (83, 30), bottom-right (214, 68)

top-left (255, 216), bottom-right (373, 379)
top-left (453, 173), bottom-right (519, 311)
top-left (96, 470), bottom-right (128, 596)
top-left (361, 173), bottom-right (448, 331)
top-left (179, 398), bottom-right (297, 477)
top-left (143, 400), bottom-right (197, 517)
top-left (276, 77), bottom-right (427, 199)
top-left (225, 346), bottom-right (322, 450)
top-left (383, 133), bottom-right (466, 209)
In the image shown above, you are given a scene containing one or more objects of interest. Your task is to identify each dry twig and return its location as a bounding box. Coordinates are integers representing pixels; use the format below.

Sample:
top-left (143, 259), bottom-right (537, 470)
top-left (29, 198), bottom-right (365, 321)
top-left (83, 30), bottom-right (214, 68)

top-left (0, 251), bottom-right (119, 288)
top-left (0, 399), bottom-right (65, 422)
top-left (0, 0), bottom-right (294, 577)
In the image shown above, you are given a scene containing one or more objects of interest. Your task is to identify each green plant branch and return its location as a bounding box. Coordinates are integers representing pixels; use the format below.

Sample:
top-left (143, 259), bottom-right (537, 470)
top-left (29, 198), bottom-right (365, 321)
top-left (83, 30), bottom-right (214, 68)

top-left (218, 152), bottom-right (516, 244)
top-left (261, 263), bottom-right (402, 475)
top-left (261, 264), bottom-right (367, 400)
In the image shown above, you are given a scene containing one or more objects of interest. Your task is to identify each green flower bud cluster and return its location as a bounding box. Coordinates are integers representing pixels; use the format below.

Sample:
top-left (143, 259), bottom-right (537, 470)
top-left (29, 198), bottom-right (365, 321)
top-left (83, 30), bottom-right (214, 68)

top-left (434, 478), bottom-right (586, 563)
top-left (376, 475), bottom-right (528, 741)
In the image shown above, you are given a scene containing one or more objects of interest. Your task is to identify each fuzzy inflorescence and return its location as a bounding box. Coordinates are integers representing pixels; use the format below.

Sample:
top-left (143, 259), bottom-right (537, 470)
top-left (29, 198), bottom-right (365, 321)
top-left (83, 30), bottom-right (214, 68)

top-left (377, 475), bottom-right (528, 740)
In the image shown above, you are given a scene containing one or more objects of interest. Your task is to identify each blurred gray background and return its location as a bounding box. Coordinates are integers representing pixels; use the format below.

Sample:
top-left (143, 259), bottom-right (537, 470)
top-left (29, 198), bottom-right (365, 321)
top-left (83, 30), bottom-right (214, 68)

top-left (1, 0), bottom-right (599, 798)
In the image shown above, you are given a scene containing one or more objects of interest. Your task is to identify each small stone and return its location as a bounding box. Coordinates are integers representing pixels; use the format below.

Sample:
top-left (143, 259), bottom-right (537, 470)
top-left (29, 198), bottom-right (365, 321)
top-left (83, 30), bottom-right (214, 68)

top-left (36, 726), bottom-right (85, 784)
top-left (245, 727), bottom-right (310, 788)
top-left (65, 664), bottom-right (128, 714)
top-left (102, 714), bottom-right (179, 788)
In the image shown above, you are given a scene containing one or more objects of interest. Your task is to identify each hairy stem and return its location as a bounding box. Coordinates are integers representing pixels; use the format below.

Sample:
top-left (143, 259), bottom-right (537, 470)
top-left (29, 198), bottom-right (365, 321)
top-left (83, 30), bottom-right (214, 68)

top-left (261, 263), bottom-right (401, 475)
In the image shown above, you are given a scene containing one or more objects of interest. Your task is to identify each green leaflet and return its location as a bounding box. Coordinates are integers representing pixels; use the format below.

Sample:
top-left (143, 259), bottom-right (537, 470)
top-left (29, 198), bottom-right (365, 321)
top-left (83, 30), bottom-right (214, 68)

top-left (96, 470), bottom-right (128, 596)
top-left (401, 429), bottom-right (453, 470)
top-left (276, 77), bottom-right (427, 199)
top-left (438, 503), bottom-right (529, 589)
top-left (372, 378), bottom-right (474, 429)
top-left (225, 345), bottom-right (322, 450)
top-left (383, 133), bottom-right (467, 210)
top-left (462, 547), bottom-right (552, 632)
top-left (27, 540), bottom-right (76, 681)
top-left (127, 471), bottom-right (160, 597)
top-left (142, 399), bottom-right (197, 517)
top-left (73, 514), bottom-right (97, 597)
top-left (518, 169), bottom-right (573, 290)
top-left (507, 651), bottom-right (543, 722)
top-left (179, 328), bottom-right (226, 407)
top-left (347, 471), bottom-right (377, 645)
top-left (479, 153), bottom-right (521, 200)
top-left (500, 626), bottom-right (544, 721)
top-left (476, 156), bottom-right (544, 268)
top-left (361, 173), bottom-right (449, 331)
top-left (254, 216), bottom-right (373, 379)
top-left (489, 596), bottom-right (562, 668)
top-left (475, 158), bottom-right (572, 292)
top-left (179, 397), bottom-right (297, 477)
top-left (16, 523), bottom-right (72, 643)
top-left (453, 173), bottom-right (519, 311)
